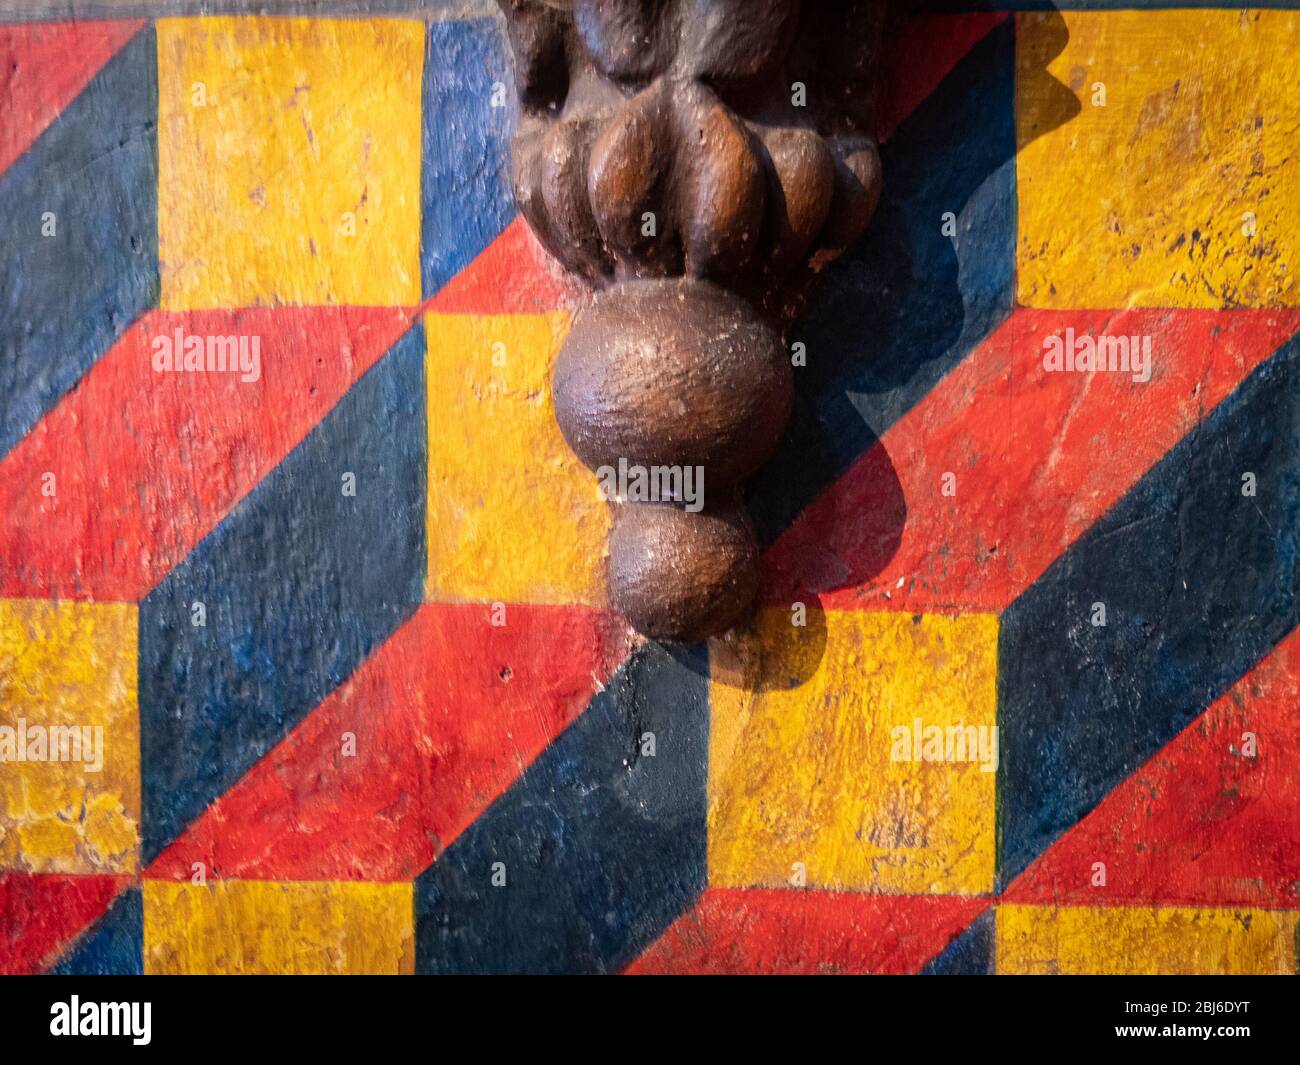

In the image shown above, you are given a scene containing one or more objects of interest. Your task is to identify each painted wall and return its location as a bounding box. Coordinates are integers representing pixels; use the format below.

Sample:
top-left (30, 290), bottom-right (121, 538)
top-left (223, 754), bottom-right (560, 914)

top-left (0, 4), bottom-right (1297, 975)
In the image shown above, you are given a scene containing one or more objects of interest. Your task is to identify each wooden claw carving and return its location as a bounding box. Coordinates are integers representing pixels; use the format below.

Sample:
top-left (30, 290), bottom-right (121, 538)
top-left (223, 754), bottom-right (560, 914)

top-left (498, 0), bottom-right (888, 641)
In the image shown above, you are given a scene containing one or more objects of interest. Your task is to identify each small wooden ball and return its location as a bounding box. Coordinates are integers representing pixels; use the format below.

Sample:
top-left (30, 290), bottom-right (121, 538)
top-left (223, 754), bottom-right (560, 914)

top-left (607, 501), bottom-right (759, 643)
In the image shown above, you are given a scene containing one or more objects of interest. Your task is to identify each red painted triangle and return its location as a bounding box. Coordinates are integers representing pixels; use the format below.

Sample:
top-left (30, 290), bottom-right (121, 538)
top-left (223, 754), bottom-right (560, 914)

top-left (1004, 624), bottom-right (1300, 909)
top-left (0, 21), bottom-right (145, 178)
top-left (627, 888), bottom-right (988, 975)
top-left (0, 873), bottom-right (130, 974)
top-left (423, 216), bottom-right (583, 316)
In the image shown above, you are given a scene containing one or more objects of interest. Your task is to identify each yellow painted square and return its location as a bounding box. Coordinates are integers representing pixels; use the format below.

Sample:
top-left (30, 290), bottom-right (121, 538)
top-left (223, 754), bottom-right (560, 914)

top-left (424, 312), bottom-right (609, 605)
top-left (0, 601), bottom-right (139, 874)
top-left (997, 905), bottom-right (1299, 975)
top-left (143, 880), bottom-right (414, 974)
top-left (708, 609), bottom-right (998, 895)
top-left (1017, 10), bottom-right (1300, 308)
top-left (157, 17), bottom-right (423, 308)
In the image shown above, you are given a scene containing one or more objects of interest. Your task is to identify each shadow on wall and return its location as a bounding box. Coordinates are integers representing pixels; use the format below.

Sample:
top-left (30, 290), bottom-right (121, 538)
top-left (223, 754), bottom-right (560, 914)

top-left (706, 5), bottom-right (1081, 686)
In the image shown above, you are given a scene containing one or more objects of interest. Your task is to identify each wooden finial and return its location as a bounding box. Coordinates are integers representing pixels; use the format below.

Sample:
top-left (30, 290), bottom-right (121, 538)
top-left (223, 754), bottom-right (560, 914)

top-left (499, 0), bottom-right (887, 641)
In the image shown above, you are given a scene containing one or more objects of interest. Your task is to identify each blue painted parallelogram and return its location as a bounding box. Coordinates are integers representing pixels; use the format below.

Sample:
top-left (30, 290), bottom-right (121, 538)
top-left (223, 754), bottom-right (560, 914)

top-left (750, 17), bottom-right (1027, 542)
top-left (421, 18), bottom-right (516, 300)
top-left (922, 909), bottom-right (995, 975)
top-left (0, 24), bottom-right (158, 459)
top-left (138, 325), bottom-right (428, 865)
top-left (415, 642), bottom-right (710, 974)
top-left (997, 336), bottom-right (1300, 886)
top-left (52, 887), bottom-right (143, 976)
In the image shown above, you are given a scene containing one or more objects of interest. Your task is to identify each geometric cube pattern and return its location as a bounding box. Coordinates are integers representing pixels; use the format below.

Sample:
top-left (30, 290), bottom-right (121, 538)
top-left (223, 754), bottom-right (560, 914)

top-left (1, 6), bottom-right (1297, 976)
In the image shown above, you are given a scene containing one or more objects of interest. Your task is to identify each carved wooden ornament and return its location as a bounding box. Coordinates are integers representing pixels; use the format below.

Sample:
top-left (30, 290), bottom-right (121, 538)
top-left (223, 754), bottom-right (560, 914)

top-left (499, 0), bottom-right (887, 641)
